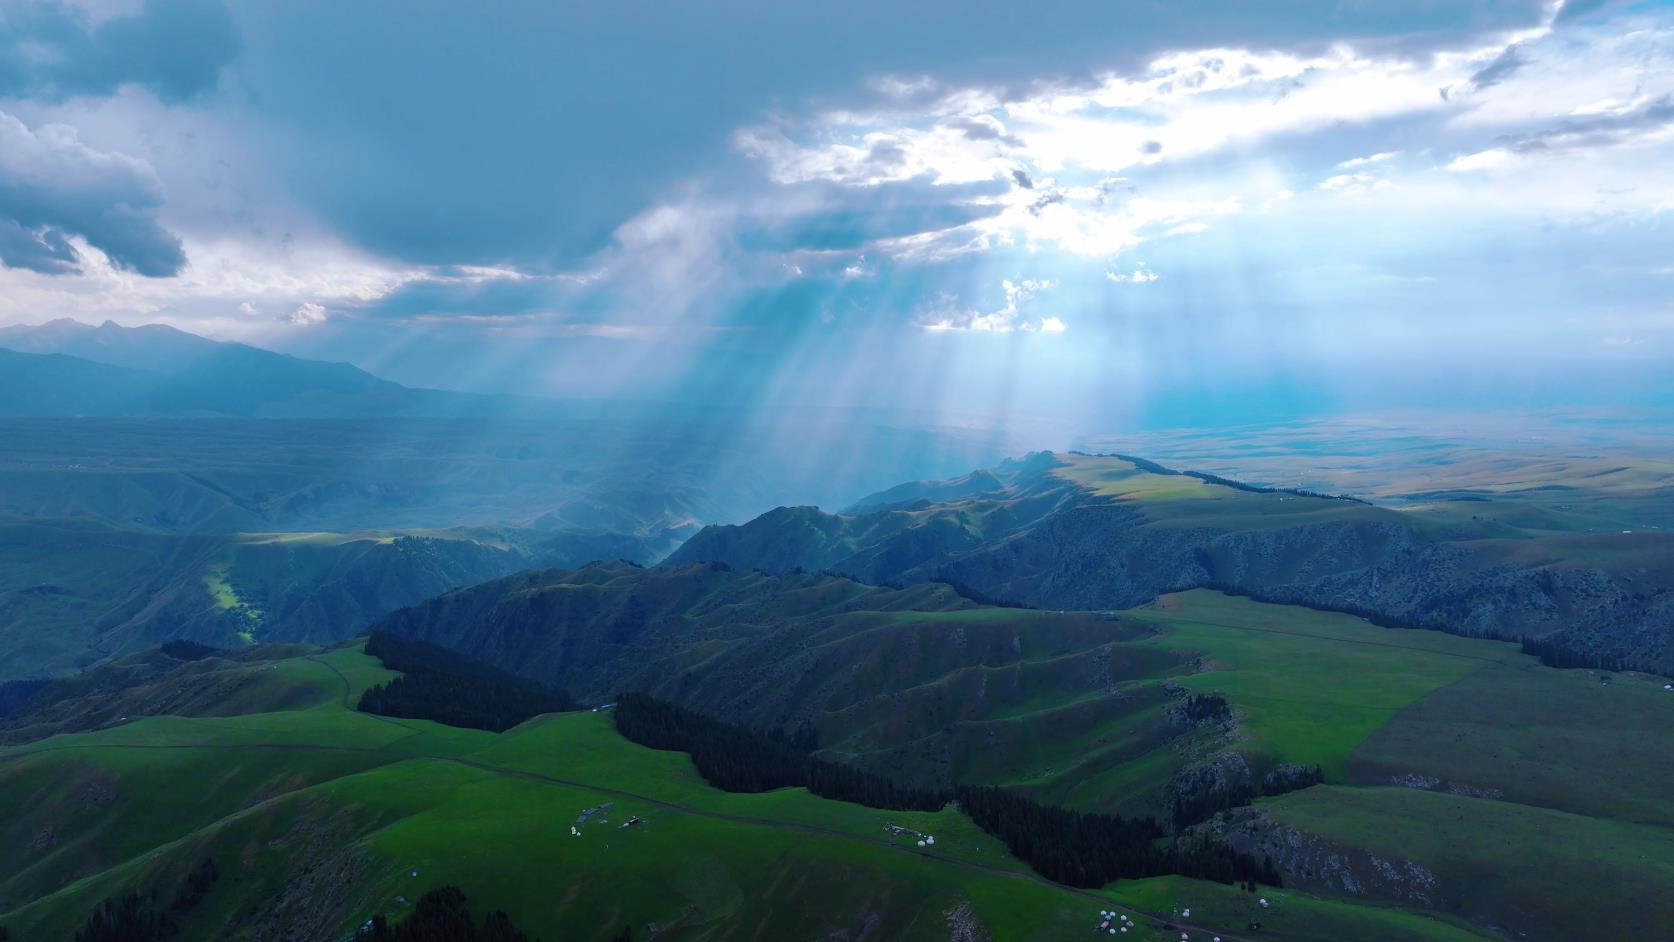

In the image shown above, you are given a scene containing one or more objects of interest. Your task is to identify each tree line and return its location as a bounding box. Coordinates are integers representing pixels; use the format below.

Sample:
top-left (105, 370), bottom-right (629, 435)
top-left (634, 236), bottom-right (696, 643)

top-left (1520, 636), bottom-right (1629, 672)
top-left (63, 870), bottom-right (613, 942)
top-left (353, 885), bottom-right (635, 940)
top-left (69, 856), bottom-right (220, 941)
top-left (0, 679), bottom-right (47, 720)
top-left (612, 693), bottom-right (945, 811)
top-left (613, 694), bottom-right (1279, 889)
top-left (358, 632), bottom-right (576, 732)
top-left (354, 886), bottom-right (553, 941)
top-left (159, 639), bottom-right (222, 661)
top-left (957, 784), bottom-right (1281, 889)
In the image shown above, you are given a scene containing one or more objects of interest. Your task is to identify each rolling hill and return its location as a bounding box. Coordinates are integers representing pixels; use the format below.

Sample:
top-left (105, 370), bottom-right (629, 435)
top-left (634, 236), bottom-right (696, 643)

top-left (669, 452), bottom-right (1674, 672)
top-left (8, 586), bottom-right (1672, 940)
top-left (0, 641), bottom-right (1496, 942)
top-left (373, 568), bottom-right (1674, 940)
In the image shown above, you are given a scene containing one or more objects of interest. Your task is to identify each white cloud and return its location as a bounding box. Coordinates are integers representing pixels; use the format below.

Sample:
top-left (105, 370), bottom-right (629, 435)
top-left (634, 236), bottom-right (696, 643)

top-left (1163, 222), bottom-right (1210, 237)
top-left (1338, 151), bottom-right (1399, 168)
top-left (1107, 267), bottom-right (1159, 284)
top-left (1319, 172), bottom-right (1391, 195)
top-left (921, 278), bottom-right (1062, 332)
top-left (1447, 148), bottom-right (1517, 172)
top-left (726, 8), bottom-right (1674, 299)
top-left (290, 301), bottom-right (327, 326)
top-left (238, 301), bottom-right (258, 316)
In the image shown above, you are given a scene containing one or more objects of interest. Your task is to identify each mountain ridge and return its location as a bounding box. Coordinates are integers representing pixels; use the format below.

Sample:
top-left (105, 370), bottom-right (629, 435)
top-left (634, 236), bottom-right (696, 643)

top-left (670, 452), bottom-right (1674, 672)
top-left (0, 319), bottom-right (525, 418)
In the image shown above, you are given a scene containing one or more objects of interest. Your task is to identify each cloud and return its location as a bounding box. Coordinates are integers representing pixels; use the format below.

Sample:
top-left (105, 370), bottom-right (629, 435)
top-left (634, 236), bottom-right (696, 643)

top-left (1449, 95), bottom-right (1674, 172)
top-left (290, 301), bottom-right (327, 325)
top-left (1319, 172), bottom-right (1391, 195)
top-left (0, 110), bottom-right (186, 276)
top-left (738, 177), bottom-right (1010, 254)
top-left (1338, 151), bottom-right (1398, 168)
top-left (362, 272), bottom-right (567, 321)
top-left (0, 0), bottom-right (240, 103)
top-left (1468, 44), bottom-right (1528, 91)
top-left (1502, 94), bottom-right (1674, 153)
top-left (238, 301), bottom-right (258, 316)
top-left (230, 0), bottom-right (1565, 268)
top-left (1555, 0), bottom-right (1631, 24)
top-left (921, 278), bottom-right (1061, 332)
top-left (947, 114), bottom-right (1022, 146)
top-left (1107, 267), bottom-right (1159, 284)
top-left (0, 220), bottom-right (80, 275)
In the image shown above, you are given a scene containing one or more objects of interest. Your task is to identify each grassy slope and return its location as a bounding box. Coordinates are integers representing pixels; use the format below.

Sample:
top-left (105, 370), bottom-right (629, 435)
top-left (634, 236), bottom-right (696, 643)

top-left (0, 644), bottom-right (1487, 942)
top-left (1126, 591), bottom-right (1519, 777)
top-left (1261, 786), bottom-right (1674, 942)
top-left (1347, 658), bottom-right (1674, 827)
top-left (1114, 593), bottom-right (1674, 942)
top-left (1051, 456), bottom-right (1394, 531)
top-left (1056, 453), bottom-right (1674, 597)
top-left (0, 520), bottom-right (224, 680)
top-left (993, 591), bottom-right (1522, 814)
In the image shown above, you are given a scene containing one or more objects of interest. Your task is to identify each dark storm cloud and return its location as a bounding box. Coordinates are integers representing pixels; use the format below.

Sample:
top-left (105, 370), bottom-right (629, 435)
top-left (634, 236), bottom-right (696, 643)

top-left (0, 0), bottom-right (239, 103)
top-left (0, 111), bottom-right (186, 276)
top-left (0, 219), bottom-right (78, 274)
top-left (218, 0), bottom-right (1558, 269)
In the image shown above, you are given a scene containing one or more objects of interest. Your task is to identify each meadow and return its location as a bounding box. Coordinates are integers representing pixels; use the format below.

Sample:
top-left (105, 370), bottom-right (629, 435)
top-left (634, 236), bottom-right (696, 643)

top-left (0, 641), bottom-right (1508, 942)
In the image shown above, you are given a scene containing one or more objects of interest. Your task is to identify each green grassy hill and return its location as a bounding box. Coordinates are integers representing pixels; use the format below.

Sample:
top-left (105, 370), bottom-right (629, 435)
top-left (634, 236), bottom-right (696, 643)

top-left (370, 571), bottom-right (1674, 942)
top-left (8, 585), bottom-right (1674, 940)
top-left (0, 643), bottom-right (1491, 942)
top-left (671, 452), bottom-right (1674, 672)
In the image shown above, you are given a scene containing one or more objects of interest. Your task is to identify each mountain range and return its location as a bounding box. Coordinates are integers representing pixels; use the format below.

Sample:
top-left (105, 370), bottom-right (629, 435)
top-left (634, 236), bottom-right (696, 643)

top-left (0, 319), bottom-right (507, 418)
top-left (669, 451), bottom-right (1674, 672)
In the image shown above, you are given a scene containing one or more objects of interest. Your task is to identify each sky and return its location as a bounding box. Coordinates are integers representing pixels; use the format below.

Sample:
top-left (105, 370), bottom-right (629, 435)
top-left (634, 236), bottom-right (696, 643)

top-left (1, 0), bottom-right (1671, 434)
